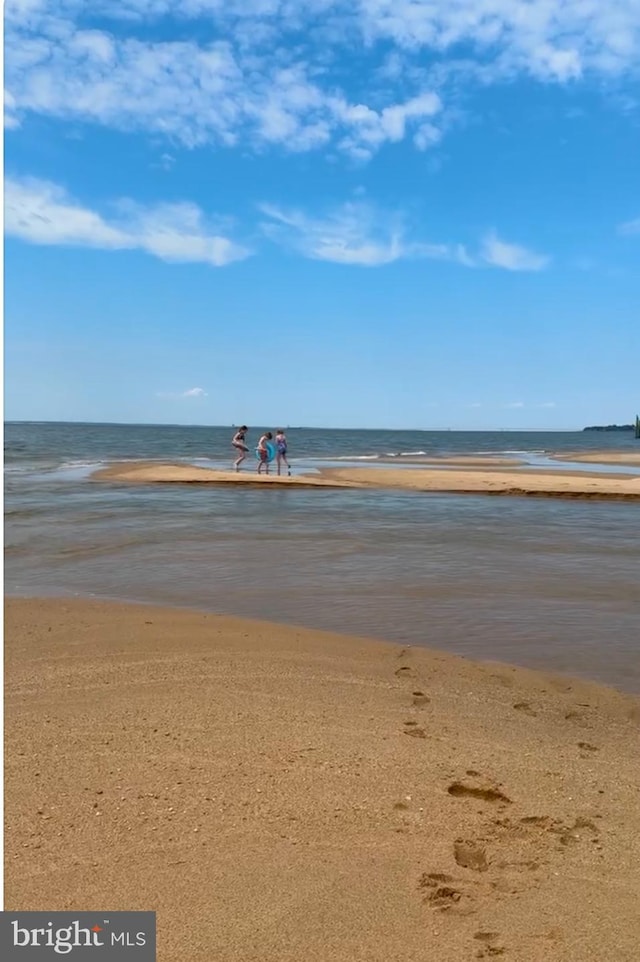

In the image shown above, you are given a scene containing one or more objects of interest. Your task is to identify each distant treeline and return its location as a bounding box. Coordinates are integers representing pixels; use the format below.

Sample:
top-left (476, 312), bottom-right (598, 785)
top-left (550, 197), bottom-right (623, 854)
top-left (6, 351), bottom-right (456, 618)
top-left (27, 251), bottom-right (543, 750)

top-left (583, 424), bottom-right (634, 432)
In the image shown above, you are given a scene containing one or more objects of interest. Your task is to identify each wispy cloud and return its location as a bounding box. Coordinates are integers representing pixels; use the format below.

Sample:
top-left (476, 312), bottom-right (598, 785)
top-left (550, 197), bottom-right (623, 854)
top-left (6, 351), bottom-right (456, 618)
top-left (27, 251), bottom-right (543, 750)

top-left (480, 232), bottom-right (550, 272)
top-left (4, 176), bottom-right (250, 267)
top-left (618, 217), bottom-right (640, 235)
top-left (260, 201), bottom-right (410, 266)
top-left (260, 201), bottom-right (548, 271)
top-left (504, 401), bottom-right (556, 409)
top-left (156, 387), bottom-right (208, 400)
top-left (6, 1), bottom-right (640, 157)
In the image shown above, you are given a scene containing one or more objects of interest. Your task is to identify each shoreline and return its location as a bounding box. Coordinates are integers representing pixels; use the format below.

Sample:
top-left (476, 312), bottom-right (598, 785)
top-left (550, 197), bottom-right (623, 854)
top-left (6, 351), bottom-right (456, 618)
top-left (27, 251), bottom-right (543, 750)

top-left (6, 597), bottom-right (640, 962)
top-left (93, 460), bottom-right (640, 501)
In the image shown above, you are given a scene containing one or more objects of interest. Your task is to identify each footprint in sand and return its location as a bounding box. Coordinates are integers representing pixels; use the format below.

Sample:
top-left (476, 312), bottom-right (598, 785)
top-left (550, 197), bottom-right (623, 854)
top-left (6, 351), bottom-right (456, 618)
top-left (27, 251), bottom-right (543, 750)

top-left (418, 873), bottom-right (466, 911)
top-left (474, 932), bottom-right (507, 958)
top-left (513, 701), bottom-right (537, 717)
top-left (577, 741), bottom-right (599, 753)
top-left (454, 839), bottom-right (489, 872)
top-left (403, 720), bottom-right (427, 739)
top-left (448, 781), bottom-right (512, 804)
top-left (412, 690), bottom-right (430, 707)
top-left (395, 665), bottom-right (417, 679)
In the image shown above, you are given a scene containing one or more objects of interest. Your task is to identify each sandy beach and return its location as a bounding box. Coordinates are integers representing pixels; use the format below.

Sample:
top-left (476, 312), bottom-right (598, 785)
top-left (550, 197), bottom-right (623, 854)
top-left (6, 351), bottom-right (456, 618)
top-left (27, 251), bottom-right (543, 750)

top-left (95, 460), bottom-right (640, 501)
top-left (6, 598), bottom-right (640, 961)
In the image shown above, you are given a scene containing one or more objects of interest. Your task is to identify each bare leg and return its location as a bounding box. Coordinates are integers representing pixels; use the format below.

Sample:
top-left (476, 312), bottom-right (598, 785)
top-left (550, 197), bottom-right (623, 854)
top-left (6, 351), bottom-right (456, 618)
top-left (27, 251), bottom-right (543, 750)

top-left (234, 448), bottom-right (247, 471)
top-left (279, 453), bottom-right (290, 476)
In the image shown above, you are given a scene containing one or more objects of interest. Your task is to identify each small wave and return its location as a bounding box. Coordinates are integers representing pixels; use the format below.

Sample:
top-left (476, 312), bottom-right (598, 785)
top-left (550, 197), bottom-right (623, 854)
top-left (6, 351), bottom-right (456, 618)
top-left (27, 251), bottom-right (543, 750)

top-left (332, 454), bottom-right (381, 461)
top-left (57, 460), bottom-right (105, 470)
top-left (384, 450), bottom-right (428, 458)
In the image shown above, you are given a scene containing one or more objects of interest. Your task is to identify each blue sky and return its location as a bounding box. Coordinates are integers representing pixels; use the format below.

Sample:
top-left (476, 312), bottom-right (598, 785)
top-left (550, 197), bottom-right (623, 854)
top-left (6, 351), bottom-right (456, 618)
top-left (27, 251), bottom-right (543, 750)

top-left (4, 0), bottom-right (640, 429)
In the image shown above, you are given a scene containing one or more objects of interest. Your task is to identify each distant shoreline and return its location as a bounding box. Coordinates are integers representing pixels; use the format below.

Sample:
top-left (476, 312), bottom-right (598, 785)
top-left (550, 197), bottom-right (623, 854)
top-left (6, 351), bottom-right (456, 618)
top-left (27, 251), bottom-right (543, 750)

top-left (5, 419), bottom-right (600, 432)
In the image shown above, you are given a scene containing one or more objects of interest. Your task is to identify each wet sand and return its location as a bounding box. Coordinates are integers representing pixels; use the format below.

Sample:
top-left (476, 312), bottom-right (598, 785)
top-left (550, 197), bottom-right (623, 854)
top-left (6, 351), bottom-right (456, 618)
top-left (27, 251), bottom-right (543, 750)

top-left (378, 456), bottom-right (526, 467)
top-left (5, 598), bottom-right (640, 962)
top-left (552, 451), bottom-right (640, 467)
top-left (94, 462), bottom-right (358, 487)
top-left (94, 461), bottom-right (640, 501)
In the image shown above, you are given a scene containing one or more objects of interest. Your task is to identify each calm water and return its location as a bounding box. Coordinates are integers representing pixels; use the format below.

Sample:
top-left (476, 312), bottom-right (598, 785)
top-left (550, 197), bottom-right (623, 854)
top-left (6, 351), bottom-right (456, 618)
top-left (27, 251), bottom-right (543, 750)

top-left (5, 422), bottom-right (640, 691)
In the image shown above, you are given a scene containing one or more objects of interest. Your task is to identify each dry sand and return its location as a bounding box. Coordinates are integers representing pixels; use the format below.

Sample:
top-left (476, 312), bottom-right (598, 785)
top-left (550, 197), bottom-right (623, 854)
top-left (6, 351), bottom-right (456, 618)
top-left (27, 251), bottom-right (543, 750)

top-left (94, 462), bottom-right (357, 488)
top-left (94, 461), bottom-right (640, 501)
top-left (5, 598), bottom-right (640, 962)
top-left (319, 466), bottom-right (640, 500)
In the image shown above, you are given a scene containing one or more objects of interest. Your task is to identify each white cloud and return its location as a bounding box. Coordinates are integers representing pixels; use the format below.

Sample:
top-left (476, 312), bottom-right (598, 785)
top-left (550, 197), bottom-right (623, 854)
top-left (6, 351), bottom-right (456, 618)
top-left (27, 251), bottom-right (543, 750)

top-left (4, 176), bottom-right (250, 266)
top-left (156, 387), bottom-right (208, 399)
top-left (5, 1), bottom-right (640, 157)
top-left (260, 201), bottom-right (406, 265)
top-left (260, 201), bottom-right (549, 270)
top-left (480, 231), bottom-right (550, 272)
top-left (3, 10), bottom-right (445, 157)
top-left (502, 401), bottom-right (556, 410)
top-left (619, 217), bottom-right (640, 235)
top-left (259, 200), bottom-right (478, 266)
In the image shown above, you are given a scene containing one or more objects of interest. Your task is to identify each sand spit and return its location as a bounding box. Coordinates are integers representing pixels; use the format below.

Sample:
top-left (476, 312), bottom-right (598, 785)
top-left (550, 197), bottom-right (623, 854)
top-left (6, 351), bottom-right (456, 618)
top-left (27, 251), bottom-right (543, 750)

top-left (94, 462), bottom-right (356, 488)
top-left (552, 452), bottom-right (640, 467)
top-left (93, 461), bottom-right (640, 501)
top-left (318, 466), bottom-right (640, 501)
top-left (5, 598), bottom-right (640, 962)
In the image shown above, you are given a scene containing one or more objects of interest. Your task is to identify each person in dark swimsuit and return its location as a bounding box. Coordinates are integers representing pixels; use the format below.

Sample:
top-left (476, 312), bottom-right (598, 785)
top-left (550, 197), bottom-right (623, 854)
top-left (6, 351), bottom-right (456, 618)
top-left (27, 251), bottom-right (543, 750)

top-left (232, 426), bottom-right (249, 471)
top-left (275, 429), bottom-right (290, 476)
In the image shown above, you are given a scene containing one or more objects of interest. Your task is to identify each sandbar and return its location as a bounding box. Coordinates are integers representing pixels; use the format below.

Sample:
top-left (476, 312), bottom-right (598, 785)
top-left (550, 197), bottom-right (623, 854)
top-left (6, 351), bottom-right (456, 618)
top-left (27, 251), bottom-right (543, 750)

top-left (93, 461), bottom-right (640, 501)
top-left (552, 451), bottom-right (640, 466)
top-left (94, 462), bottom-right (357, 488)
top-left (5, 598), bottom-right (640, 962)
top-left (319, 466), bottom-right (640, 500)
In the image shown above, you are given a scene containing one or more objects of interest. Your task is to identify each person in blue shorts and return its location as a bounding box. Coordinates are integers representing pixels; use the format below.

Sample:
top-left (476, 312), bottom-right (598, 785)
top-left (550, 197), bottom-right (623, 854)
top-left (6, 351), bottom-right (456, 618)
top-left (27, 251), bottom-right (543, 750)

top-left (275, 428), bottom-right (290, 476)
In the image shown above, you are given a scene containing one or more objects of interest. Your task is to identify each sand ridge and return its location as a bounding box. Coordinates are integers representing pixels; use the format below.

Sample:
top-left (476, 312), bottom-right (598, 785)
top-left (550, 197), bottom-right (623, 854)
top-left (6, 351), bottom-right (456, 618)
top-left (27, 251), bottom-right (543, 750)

top-left (551, 451), bottom-right (640, 467)
top-left (93, 460), bottom-right (640, 501)
top-left (94, 461), bottom-right (358, 488)
top-left (319, 465), bottom-right (640, 500)
top-left (5, 598), bottom-right (640, 962)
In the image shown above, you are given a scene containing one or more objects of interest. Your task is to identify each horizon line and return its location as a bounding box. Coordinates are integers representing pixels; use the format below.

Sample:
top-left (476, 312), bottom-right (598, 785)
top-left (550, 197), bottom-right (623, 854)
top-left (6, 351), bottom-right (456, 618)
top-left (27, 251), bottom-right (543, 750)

top-left (3, 419), bottom-right (596, 432)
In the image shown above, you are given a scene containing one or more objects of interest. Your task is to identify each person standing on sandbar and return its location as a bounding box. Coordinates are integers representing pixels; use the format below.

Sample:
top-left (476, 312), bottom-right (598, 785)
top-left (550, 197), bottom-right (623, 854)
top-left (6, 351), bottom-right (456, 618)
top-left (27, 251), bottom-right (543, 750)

top-left (232, 425), bottom-right (249, 471)
top-left (275, 428), bottom-right (290, 476)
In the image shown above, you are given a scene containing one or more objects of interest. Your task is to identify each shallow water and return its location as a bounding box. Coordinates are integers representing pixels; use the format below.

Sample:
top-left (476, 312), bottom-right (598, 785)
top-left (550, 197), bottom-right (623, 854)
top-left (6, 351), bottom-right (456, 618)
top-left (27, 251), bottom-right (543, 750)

top-left (5, 422), bottom-right (640, 691)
